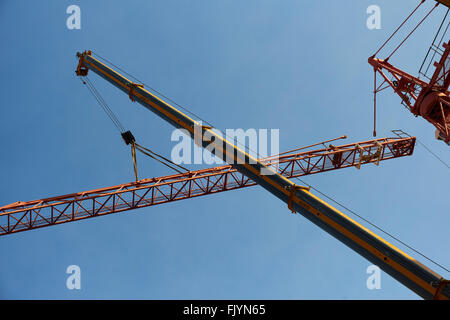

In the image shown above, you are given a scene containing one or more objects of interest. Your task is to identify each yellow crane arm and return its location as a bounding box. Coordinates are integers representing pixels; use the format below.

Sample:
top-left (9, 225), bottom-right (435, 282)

top-left (75, 50), bottom-right (449, 300)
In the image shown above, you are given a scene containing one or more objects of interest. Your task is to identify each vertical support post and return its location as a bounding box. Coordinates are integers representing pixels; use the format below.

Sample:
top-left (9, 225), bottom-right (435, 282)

top-left (373, 69), bottom-right (377, 137)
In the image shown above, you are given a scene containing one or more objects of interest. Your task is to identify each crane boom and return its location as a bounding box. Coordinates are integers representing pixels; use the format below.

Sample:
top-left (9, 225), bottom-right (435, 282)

top-left (74, 51), bottom-right (449, 299)
top-left (0, 136), bottom-right (415, 236)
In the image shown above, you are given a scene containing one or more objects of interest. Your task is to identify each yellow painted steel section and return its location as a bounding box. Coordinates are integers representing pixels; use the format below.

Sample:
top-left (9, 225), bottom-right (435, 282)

top-left (80, 52), bottom-right (448, 299)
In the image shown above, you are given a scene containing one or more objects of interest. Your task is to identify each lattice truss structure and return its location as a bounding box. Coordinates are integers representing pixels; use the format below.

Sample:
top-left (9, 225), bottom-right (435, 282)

top-left (368, 4), bottom-right (450, 143)
top-left (0, 137), bottom-right (415, 236)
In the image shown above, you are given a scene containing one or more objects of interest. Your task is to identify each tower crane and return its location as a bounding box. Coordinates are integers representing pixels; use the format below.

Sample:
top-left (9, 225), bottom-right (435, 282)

top-left (369, 0), bottom-right (450, 144)
top-left (70, 50), bottom-right (449, 299)
top-left (0, 136), bottom-right (415, 236)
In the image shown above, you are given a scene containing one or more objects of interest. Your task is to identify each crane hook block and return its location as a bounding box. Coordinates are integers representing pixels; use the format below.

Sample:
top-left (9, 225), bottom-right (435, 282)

top-left (121, 130), bottom-right (136, 145)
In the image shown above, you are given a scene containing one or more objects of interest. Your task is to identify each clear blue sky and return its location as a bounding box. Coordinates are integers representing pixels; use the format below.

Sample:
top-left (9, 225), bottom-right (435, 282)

top-left (0, 0), bottom-right (448, 299)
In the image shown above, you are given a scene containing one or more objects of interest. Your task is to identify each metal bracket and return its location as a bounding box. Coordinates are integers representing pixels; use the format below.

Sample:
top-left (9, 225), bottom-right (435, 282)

top-left (286, 184), bottom-right (310, 213)
top-left (128, 83), bottom-right (144, 102)
top-left (355, 141), bottom-right (383, 169)
top-left (433, 278), bottom-right (450, 300)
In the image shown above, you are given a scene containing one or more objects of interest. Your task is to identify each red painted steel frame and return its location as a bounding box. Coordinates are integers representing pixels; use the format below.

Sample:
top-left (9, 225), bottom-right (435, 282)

top-left (369, 41), bottom-right (450, 143)
top-left (0, 137), bottom-right (415, 236)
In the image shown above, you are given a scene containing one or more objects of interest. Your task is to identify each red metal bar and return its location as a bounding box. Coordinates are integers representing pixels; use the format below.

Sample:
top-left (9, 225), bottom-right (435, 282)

top-left (0, 137), bottom-right (415, 236)
top-left (369, 41), bottom-right (450, 143)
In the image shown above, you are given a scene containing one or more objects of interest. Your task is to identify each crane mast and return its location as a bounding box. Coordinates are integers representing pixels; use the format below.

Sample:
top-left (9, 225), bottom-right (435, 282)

top-left (75, 51), bottom-right (449, 299)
